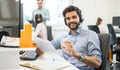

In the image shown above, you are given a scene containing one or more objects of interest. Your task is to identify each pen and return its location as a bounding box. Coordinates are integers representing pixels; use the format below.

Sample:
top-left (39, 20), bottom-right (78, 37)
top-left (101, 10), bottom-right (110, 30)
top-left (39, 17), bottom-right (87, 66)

top-left (56, 65), bottom-right (71, 70)
top-left (20, 63), bottom-right (41, 70)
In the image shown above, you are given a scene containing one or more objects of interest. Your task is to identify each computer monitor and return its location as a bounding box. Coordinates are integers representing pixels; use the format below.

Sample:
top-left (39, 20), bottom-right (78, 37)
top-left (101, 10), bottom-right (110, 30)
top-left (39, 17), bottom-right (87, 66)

top-left (0, 0), bottom-right (19, 20)
top-left (19, 0), bottom-right (24, 30)
top-left (112, 16), bottom-right (120, 28)
top-left (0, 0), bottom-right (20, 37)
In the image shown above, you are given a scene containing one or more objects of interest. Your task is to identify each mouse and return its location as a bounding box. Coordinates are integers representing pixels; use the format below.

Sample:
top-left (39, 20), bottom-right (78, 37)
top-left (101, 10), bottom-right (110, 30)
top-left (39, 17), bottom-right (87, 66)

top-left (19, 50), bottom-right (26, 55)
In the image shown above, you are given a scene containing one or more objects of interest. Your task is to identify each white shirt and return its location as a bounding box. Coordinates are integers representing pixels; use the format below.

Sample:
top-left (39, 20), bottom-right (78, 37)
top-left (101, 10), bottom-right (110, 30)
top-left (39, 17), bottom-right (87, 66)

top-left (33, 22), bottom-right (47, 40)
top-left (98, 24), bottom-right (109, 33)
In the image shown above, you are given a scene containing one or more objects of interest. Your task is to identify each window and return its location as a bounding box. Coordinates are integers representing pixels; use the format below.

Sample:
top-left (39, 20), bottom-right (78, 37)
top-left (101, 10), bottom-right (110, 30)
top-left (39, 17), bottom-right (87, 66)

top-left (21, 0), bottom-right (71, 25)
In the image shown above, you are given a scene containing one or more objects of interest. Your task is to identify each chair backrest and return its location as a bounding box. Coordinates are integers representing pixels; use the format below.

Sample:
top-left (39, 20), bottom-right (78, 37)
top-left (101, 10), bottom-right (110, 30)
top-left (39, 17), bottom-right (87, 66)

top-left (97, 33), bottom-right (110, 70)
top-left (0, 31), bottom-right (9, 41)
top-left (107, 24), bottom-right (117, 45)
top-left (46, 26), bottom-right (53, 41)
top-left (88, 25), bottom-right (100, 33)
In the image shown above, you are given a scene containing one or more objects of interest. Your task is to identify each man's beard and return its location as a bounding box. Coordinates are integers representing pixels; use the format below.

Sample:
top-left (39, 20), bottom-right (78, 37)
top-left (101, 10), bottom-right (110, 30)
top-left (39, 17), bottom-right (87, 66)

top-left (67, 22), bottom-right (80, 30)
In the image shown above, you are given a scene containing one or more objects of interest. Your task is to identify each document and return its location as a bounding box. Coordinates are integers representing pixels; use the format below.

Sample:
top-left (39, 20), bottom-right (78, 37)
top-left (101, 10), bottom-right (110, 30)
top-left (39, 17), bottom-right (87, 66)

top-left (34, 37), bottom-right (57, 53)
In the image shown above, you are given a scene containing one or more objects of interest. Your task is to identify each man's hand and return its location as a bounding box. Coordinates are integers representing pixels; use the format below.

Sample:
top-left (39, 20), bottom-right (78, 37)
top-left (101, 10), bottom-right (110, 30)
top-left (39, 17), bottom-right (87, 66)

top-left (36, 48), bottom-right (44, 56)
top-left (61, 40), bottom-right (75, 56)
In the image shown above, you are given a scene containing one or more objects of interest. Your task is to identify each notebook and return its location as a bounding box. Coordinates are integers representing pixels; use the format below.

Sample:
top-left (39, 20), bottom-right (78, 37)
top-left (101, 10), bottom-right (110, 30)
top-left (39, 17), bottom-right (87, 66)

top-left (0, 48), bottom-right (19, 70)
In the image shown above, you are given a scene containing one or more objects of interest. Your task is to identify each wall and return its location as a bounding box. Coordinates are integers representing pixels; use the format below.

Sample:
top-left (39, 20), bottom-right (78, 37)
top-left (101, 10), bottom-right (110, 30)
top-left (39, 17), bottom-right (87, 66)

top-left (72, 0), bottom-right (114, 26)
top-left (52, 0), bottom-right (120, 39)
top-left (113, 0), bottom-right (120, 16)
top-left (52, 25), bottom-right (69, 39)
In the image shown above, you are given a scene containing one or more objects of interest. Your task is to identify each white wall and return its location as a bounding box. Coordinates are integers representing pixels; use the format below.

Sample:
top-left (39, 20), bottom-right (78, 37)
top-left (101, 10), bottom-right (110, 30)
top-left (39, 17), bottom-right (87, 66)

top-left (52, 0), bottom-right (120, 39)
top-left (52, 25), bottom-right (69, 38)
top-left (72, 0), bottom-right (114, 26)
top-left (113, 0), bottom-right (120, 16)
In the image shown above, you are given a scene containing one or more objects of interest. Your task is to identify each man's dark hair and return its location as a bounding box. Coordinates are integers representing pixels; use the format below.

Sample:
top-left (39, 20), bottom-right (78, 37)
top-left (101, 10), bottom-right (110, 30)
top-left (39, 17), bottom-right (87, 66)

top-left (63, 5), bottom-right (84, 25)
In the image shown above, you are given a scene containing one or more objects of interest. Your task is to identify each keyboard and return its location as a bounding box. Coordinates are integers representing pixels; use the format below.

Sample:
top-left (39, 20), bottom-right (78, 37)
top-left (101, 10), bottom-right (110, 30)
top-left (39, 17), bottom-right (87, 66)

top-left (20, 50), bottom-right (38, 60)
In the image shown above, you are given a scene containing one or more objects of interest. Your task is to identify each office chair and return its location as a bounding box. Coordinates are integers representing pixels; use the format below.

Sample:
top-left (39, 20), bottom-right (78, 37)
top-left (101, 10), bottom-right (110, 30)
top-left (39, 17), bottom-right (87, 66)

top-left (0, 31), bottom-right (9, 41)
top-left (97, 33), bottom-right (111, 70)
top-left (46, 26), bottom-right (53, 41)
top-left (107, 24), bottom-right (120, 62)
top-left (88, 25), bottom-right (100, 33)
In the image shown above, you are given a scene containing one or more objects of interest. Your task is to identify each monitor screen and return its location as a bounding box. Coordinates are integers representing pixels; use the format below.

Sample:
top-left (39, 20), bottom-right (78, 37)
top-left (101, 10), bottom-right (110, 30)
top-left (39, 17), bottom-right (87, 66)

top-left (19, 0), bottom-right (24, 30)
top-left (112, 16), bottom-right (120, 27)
top-left (0, 0), bottom-right (19, 20)
top-left (0, 0), bottom-right (20, 37)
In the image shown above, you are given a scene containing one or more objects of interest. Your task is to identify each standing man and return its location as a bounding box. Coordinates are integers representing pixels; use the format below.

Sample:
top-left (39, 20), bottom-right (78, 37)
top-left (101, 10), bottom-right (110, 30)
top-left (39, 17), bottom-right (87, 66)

top-left (51, 5), bottom-right (102, 70)
top-left (32, 0), bottom-right (50, 26)
top-left (96, 17), bottom-right (109, 33)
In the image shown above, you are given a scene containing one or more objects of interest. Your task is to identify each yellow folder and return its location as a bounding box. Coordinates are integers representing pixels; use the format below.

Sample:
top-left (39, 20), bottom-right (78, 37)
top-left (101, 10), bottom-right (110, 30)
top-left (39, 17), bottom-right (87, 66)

top-left (20, 24), bottom-right (36, 48)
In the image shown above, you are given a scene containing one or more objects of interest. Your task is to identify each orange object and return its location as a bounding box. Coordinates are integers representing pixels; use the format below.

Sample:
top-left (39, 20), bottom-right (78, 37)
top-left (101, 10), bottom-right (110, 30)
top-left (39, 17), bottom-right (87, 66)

top-left (109, 47), bottom-right (113, 62)
top-left (20, 24), bottom-right (36, 48)
top-left (32, 42), bottom-right (37, 48)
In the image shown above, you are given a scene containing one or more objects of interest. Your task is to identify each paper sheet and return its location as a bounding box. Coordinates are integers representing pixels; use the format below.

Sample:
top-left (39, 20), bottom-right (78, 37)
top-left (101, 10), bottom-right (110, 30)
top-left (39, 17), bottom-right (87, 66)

top-left (34, 37), bottom-right (57, 53)
top-left (0, 36), bottom-right (19, 47)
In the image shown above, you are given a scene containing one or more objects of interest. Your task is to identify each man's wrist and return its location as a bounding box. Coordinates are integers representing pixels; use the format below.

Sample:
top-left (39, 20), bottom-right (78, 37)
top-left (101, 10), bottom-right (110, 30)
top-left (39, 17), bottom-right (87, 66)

top-left (72, 52), bottom-right (85, 62)
top-left (79, 53), bottom-right (85, 62)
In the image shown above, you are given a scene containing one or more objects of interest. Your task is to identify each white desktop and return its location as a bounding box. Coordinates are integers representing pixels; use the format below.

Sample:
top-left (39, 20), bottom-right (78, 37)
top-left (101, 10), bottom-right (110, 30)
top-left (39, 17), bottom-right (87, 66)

top-left (0, 37), bottom-right (79, 70)
top-left (0, 47), bottom-right (79, 70)
top-left (0, 48), bottom-right (19, 70)
top-left (20, 50), bottom-right (79, 70)
top-left (113, 26), bottom-right (120, 37)
top-left (19, 38), bottom-right (79, 70)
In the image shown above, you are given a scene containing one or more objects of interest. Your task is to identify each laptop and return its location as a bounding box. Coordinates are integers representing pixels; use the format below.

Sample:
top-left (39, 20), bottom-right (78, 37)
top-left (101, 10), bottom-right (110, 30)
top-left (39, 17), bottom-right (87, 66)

top-left (0, 48), bottom-right (19, 70)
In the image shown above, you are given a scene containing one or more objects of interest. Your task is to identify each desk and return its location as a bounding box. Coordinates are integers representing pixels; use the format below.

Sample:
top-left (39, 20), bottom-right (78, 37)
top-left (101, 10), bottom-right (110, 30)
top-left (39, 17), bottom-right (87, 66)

top-left (0, 48), bottom-right (20, 70)
top-left (0, 48), bottom-right (79, 70)
top-left (20, 52), bottom-right (79, 70)
top-left (116, 33), bottom-right (120, 38)
top-left (116, 33), bottom-right (120, 45)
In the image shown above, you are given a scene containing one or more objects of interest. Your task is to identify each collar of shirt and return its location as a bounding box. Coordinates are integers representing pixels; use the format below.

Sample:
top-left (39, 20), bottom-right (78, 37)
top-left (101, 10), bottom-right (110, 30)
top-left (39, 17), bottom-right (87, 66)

top-left (68, 28), bottom-right (83, 36)
top-left (37, 7), bottom-right (44, 10)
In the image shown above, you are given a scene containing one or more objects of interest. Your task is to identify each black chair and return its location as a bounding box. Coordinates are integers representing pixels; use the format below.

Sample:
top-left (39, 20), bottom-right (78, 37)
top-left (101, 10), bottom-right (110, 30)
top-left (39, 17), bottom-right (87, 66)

top-left (46, 26), bottom-right (53, 41)
top-left (97, 33), bottom-right (111, 70)
top-left (88, 25), bottom-right (100, 33)
top-left (0, 31), bottom-right (9, 41)
top-left (107, 24), bottom-right (120, 62)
